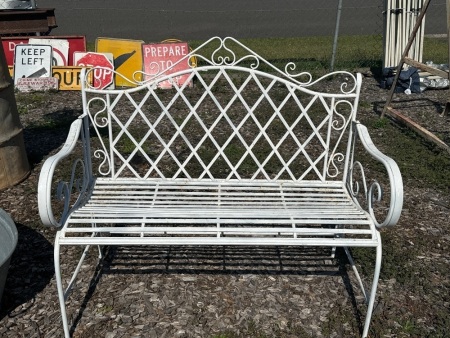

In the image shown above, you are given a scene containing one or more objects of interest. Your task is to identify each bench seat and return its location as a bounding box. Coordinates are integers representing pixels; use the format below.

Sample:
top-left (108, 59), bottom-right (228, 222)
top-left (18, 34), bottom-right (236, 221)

top-left (61, 178), bottom-right (378, 247)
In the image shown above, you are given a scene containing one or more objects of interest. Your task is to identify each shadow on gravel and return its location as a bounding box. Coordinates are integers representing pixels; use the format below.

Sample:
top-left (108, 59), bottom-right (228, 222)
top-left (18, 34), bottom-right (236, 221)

top-left (372, 98), bottom-right (445, 116)
top-left (0, 223), bottom-right (54, 321)
top-left (69, 245), bottom-right (363, 335)
top-left (23, 108), bottom-right (81, 167)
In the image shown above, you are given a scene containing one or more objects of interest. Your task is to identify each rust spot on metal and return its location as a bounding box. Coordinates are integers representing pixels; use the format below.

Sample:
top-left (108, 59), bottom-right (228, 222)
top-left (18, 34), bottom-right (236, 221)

top-left (0, 8), bottom-right (57, 36)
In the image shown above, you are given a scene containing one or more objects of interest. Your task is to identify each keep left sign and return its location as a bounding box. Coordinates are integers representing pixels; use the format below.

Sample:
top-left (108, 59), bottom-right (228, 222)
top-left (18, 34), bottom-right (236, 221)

top-left (14, 44), bottom-right (52, 85)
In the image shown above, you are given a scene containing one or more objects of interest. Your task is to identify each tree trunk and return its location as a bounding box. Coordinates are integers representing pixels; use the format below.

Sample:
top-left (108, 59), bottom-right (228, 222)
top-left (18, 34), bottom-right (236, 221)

top-left (0, 42), bottom-right (30, 190)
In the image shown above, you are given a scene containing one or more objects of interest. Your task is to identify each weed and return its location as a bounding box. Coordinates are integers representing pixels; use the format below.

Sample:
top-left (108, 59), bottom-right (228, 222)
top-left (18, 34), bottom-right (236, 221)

top-left (15, 91), bottom-right (47, 115)
top-left (371, 117), bottom-right (389, 129)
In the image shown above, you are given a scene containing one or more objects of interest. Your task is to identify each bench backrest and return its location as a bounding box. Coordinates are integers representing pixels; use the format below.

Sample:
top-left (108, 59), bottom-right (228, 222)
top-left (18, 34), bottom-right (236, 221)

top-left (81, 37), bottom-right (361, 183)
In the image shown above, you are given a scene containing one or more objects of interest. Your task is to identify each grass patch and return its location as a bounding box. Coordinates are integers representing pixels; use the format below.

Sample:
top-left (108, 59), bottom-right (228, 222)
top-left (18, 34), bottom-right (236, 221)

top-left (360, 114), bottom-right (450, 193)
top-left (188, 35), bottom-right (446, 73)
top-left (15, 91), bottom-right (49, 115)
top-left (188, 35), bottom-right (383, 74)
top-left (423, 36), bottom-right (449, 64)
top-left (85, 34), bottom-right (448, 77)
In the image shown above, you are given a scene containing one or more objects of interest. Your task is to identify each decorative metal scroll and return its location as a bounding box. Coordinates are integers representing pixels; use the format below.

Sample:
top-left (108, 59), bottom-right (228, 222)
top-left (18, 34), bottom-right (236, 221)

top-left (346, 123), bottom-right (403, 229)
top-left (81, 37), bottom-right (361, 182)
top-left (82, 36), bottom-right (359, 92)
top-left (53, 119), bottom-right (92, 227)
top-left (348, 159), bottom-right (387, 229)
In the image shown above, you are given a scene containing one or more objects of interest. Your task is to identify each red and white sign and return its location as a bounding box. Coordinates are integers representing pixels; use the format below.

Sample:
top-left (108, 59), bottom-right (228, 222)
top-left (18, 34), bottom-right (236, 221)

top-left (74, 52), bottom-right (114, 89)
top-left (29, 38), bottom-right (69, 66)
top-left (142, 42), bottom-right (192, 89)
top-left (2, 36), bottom-right (86, 66)
top-left (16, 77), bottom-right (59, 92)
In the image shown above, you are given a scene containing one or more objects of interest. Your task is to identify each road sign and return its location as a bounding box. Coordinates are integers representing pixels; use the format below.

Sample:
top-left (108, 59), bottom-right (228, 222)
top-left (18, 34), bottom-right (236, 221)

top-left (29, 38), bottom-right (69, 66)
top-left (142, 41), bottom-right (192, 89)
top-left (74, 52), bottom-right (114, 89)
top-left (13, 44), bottom-right (52, 85)
top-left (52, 66), bottom-right (92, 91)
top-left (16, 77), bottom-right (58, 92)
top-left (96, 37), bottom-right (144, 87)
top-left (2, 36), bottom-right (86, 66)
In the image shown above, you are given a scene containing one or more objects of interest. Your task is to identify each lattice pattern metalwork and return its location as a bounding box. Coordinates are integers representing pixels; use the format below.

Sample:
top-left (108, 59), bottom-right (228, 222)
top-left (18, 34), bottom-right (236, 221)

top-left (83, 37), bottom-right (359, 183)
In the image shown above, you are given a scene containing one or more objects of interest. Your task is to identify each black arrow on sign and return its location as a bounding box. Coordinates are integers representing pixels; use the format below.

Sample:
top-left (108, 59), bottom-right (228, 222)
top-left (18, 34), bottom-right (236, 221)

top-left (114, 50), bottom-right (136, 69)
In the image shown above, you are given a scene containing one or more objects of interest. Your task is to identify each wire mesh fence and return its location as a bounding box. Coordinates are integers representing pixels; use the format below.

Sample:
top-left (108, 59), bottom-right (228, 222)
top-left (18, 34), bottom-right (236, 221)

top-left (2, 0), bottom-right (449, 72)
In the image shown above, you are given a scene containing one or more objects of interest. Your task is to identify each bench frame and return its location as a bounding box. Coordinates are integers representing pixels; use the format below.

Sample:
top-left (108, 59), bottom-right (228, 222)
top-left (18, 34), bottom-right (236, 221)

top-left (38, 37), bottom-right (403, 337)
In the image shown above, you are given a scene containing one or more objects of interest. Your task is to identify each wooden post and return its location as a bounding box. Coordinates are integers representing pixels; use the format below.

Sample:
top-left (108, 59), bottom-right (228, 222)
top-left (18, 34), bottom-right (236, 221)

top-left (0, 42), bottom-right (30, 190)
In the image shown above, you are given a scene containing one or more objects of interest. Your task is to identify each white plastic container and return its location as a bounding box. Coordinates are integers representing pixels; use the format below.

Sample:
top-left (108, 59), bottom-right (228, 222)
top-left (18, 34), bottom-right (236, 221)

top-left (0, 209), bottom-right (18, 307)
top-left (0, 0), bottom-right (35, 10)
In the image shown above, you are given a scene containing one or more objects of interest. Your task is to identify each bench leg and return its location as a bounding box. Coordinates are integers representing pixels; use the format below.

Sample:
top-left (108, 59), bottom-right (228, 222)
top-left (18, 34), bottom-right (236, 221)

top-left (55, 233), bottom-right (96, 338)
top-left (343, 239), bottom-right (382, 338)
top-left (54, 235), bottom-right (71, 338)
top-left (362, 241), bottom-right (382, 338)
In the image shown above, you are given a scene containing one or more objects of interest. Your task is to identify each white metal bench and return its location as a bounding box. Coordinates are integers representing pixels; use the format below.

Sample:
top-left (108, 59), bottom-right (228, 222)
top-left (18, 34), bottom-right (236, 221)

top-left (38, 37), bottom-right (403, 337)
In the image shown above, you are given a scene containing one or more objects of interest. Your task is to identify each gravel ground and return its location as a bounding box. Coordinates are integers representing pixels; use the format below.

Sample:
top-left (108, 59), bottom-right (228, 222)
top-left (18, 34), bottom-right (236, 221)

top-left (0, 72), bottom-right (449, 337)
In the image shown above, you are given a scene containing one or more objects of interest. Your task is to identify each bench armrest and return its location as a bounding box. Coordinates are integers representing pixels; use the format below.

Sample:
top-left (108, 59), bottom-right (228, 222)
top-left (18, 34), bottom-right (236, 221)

top-left (38, 118), bottom-right (92, 228)
top-left (348, 122), bottom-right (403, 228)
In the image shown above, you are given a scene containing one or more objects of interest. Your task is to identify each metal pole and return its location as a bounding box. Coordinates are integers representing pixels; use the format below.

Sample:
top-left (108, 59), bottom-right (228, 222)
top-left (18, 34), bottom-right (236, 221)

top-left (330, 0), bottom-right (343, 72)
top-left (384, 0), bottom-right (390, 68)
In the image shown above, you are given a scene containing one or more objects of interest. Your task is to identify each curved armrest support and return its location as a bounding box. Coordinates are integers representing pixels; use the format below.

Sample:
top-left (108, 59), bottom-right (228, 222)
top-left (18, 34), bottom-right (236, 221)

top-left (38, 118), bottom-right (91, 228)
top-left (349, 122), bottom-right (403, 228)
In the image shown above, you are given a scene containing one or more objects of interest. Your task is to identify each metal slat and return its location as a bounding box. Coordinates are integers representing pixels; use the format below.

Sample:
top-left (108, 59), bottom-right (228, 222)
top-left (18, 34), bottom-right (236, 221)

top-left (67, 180), bottom-right (372, 230)
top-left (63, 226), bottom-right (373, 236)
top-left (58, 236), bottom-right (379, 247)
top-left (68, 218), bottom-right (371, 225)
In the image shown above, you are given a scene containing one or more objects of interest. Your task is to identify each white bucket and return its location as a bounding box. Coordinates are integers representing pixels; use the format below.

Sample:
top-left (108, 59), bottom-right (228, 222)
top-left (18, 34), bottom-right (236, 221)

top-left (0, 0), bottom-right (34, 10)
top-left (0, 209), bottom-right (18, 308)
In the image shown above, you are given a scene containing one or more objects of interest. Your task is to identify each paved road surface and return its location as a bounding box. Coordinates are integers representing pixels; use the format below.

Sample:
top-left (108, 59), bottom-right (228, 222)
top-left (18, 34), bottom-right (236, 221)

top-left (37, 0), bottom-right (446, 42)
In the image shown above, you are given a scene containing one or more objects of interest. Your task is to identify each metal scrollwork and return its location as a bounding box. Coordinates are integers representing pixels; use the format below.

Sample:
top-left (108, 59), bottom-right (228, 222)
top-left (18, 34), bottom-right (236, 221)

top-left (80, 37), bottom-right (359, 91)
top-left (327, 153), bottom-right (345, 178)
top-left (332, 100), bottom-right (352, 131)
top-left (87, 97), bottom-right (109, 128)
top-left (349, 161), bottom-right (384, 227)
top-left (94, 149), bottom-right (112, 176)
top-left (86, 97), bottom-right (112, 176)
top-left (326, 100), bottom-right (353, 179)
top-left (56, 159), bottom-right (88, 223)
